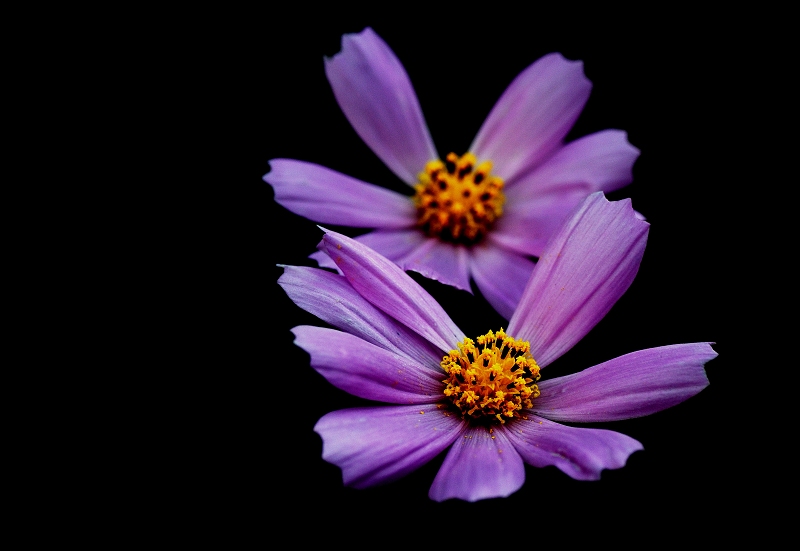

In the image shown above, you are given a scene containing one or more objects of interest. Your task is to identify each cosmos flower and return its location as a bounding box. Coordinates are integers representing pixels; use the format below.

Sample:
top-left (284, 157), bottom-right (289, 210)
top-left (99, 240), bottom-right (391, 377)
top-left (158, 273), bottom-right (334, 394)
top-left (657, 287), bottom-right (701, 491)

top-left (266, 27), bottom-right (640, 319)
top-left (278, 193), bottom-right (716, 502)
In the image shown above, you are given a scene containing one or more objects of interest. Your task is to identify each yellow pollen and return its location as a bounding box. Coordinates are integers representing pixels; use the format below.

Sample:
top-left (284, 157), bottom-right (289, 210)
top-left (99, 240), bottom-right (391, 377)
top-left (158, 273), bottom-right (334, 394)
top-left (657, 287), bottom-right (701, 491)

top-left (412, 152), bottom-right (505, 244)
top-left (441, 328), bottom-right (540, 425)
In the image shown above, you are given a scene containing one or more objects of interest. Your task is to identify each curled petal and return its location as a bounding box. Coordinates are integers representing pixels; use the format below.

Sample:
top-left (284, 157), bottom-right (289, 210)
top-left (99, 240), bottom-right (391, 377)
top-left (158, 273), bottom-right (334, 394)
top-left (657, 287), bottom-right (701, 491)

top-left (429, 427), bottom-right (525, 502)
top-left (468, 244), bottom-right (536, 320)
top-left (264, 159), bottom-right (416, 228)
top-left (315, 404), bottom-right (466, 489)
top-left (508, 193), bottom-right (649, 368)
top-left (278, 266), bottom-right (443, 369)
top-left (292, 326), bottom-right (443, 403)
top-left (325, 27), bottom-right (437, 184)
top-left (321, 228), bottom-right (465, 352)
top-left (471, 53), bottom-right (591, 184)
top-left (505, 129), bottom-right (640, 194)
top-left (507, 415), bottom-right (642, 481)
top-left (534, 343), bottom-right (716, 422)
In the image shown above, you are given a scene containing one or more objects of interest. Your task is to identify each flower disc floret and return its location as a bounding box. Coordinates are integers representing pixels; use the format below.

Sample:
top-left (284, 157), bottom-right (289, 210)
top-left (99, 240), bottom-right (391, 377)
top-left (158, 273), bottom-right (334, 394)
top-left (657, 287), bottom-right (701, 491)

top-left (442, 328), bottom-right (540, 424)
top-left (413, 152), bottom-right (505, 244)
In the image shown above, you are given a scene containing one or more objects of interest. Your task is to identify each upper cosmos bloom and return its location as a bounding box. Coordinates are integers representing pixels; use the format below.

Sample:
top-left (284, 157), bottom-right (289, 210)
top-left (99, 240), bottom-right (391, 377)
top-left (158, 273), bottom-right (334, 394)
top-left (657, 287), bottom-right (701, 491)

top-left (278, 193), bottom-right (717, 502)
top-left (265, 27), bottom-right (641, 319)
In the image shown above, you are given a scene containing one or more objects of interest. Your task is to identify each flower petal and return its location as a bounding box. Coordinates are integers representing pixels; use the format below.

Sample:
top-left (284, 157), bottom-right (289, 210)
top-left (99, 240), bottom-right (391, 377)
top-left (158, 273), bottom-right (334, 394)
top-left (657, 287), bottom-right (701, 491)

top-left (468, 244), bottom-right (536, 320)
top-left (429, 427), bottom-right (525, 502)
top-left (507, 192), bottom-right (649, 368)
top-left (355, 230), bottom-right (472, 292)
top-left (489, 182), bottom-right (592, 257)
top-left (508, 129), bottom-right (640, 194)
top-left (292, 326), bottom-right (443, 403)
top-left (315, 404), bottom-right (466, 489)
top-left (309, 248), bottom-right (338, 271)
top-left (507, 415), bottom-right (642, 481)
top-left (534, 343), bottom-right (716, 422)
top-left (264, 159), bottom-right (416, 228)
top-left (321, 228), bottom-right (465, 351)
top-left (325, 27), bottom-right (437, 185)
top-left (278, 266), bottom-right (443, 369)
top-left (470, 53), bottom-right (591, 183)
top-left (354, 228), bottom-right (429, 262)
top-left (398, 239), bottom-right (472, 293)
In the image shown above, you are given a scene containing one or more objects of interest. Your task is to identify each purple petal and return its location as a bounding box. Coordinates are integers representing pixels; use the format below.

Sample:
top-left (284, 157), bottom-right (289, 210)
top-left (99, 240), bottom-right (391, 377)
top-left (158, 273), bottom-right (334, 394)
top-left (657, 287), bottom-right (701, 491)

top-left (534, 343), bottom-right (716, 422)
top-left (315, 404), bottom-right (466, 489)
top-left (429, 426), bottom-right (525, 502)
top-left (504, 129), bottom-right (639, 194)
top-left (325, 27), bottom-right (437, 185)
top-left (355, 228), bottom-right (428, 262)
top-left (278, 266), bottom-right (443, 369)
top-left (309, 248), bottom-right (338, 271)
top-left (468, 244), bottom-right (536, 320)
top-left (398, 239), bottom-right (472, 293)
top-left (470, 53), bottom-right (591, 184)
top-left (311, 229), bottom-right (460, 279)
top-left (292, 326), bottom-right (444, 403)
top-left (264, 159), bottom-right (416, 228)
top-left (321, 228), bottom-right (465, 352)
top-left (507, 193), bottom-right (648, 368)
top-left (506, 415), bottom-right (642, 481)
top-left (356, 230), bottom-right (472, 292)
top-left (489, 182), bottom-right (592, 257)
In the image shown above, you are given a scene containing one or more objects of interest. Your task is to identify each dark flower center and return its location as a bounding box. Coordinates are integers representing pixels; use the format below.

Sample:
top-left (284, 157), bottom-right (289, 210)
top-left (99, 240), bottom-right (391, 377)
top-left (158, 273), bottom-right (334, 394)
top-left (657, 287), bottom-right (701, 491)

top-left (412, 152), bottom-right (505, 245)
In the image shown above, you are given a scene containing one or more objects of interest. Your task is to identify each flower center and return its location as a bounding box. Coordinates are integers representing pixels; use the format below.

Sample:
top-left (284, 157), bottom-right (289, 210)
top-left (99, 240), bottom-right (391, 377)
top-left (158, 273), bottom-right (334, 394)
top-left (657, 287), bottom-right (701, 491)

top-left (441, 328), bottom-right (540, 425)
top-left (412, 152), bottom-right (505, 245)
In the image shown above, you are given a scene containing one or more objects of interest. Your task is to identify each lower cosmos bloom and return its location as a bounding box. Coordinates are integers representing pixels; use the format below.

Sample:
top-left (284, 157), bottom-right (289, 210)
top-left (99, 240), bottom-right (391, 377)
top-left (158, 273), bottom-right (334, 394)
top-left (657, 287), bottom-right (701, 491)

top-left (265, 27), bottom-right (641, 319)
top-left (278, 193), bottom-right (717, 502)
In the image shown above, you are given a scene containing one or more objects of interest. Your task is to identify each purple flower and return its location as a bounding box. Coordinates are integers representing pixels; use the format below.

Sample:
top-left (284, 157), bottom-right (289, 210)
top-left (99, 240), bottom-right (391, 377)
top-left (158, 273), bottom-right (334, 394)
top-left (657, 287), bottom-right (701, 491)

top-left (266, 27), bottom-right (640, 319)
top-left (278, 192), bottom-right (716, 502)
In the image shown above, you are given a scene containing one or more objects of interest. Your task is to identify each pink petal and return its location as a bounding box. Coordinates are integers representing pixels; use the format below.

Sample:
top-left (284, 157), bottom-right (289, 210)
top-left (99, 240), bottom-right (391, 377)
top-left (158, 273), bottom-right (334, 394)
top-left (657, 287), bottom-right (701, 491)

top-left (321, 228), bottom-right (465, 352)
top-left (357, 230), bottom-right (472, 293)
top-left (325, 28), bottom-right (437, 185)
top-left (506, 415), bottom-right (642, 481)
top-left (509, 129), bottom-right (640, 194)
top-left (398, 239), bottom-right (472, 293)
top-left (309, 248), bottom-right (338, 271)
top-left (507, 193), bottom-right (649, 368)
top-left (278, 266), bottom-right (443, 369)
top-left (534, 343), bottom-right (716, 422)
top-left (489, 182), bottom-right (592, 258)
top-left (355, 229), bottom-right (429, 262)
top-left (468, 244), bottom-right (536, 320)
top-left (264, 159), bottom-right (416, 228)
top-left (292, 326), bottom-right (443, 403)
top-left (470, 53), bottom-right (591, 184)
top-left (315, 404), bottom-right (466, 489)
top-left (429, 426), bottom-right (525, 502)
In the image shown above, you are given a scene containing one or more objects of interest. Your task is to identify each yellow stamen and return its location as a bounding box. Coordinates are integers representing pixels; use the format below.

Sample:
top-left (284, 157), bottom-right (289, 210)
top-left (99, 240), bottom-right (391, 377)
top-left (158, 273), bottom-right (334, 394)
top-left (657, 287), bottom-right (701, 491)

top-left (413, 152), bottom-right (505, 244)
top-left (441, 328), bottom-right (540, 425)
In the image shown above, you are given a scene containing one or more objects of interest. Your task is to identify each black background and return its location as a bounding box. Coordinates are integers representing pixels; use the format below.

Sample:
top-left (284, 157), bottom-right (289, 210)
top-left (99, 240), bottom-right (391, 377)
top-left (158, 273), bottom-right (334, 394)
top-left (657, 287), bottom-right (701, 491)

top-left (182, 6), bottom-right (752, 539)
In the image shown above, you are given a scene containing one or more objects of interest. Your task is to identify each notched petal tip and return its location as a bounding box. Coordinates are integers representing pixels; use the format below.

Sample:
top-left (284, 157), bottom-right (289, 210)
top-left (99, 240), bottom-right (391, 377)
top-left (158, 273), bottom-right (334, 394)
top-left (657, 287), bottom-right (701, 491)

top-left (547, 52), bottom-right (588, 75)
top-left (618, 130), bottom-right (642, 157)
top-left (325, 27), bottom-right (377, 62)
top-left (593, 192), bottom-right (649, 230)
top-left (471, 52), bottom-right (593, 183)
top-left (324, 26), bottom-right (436, 184)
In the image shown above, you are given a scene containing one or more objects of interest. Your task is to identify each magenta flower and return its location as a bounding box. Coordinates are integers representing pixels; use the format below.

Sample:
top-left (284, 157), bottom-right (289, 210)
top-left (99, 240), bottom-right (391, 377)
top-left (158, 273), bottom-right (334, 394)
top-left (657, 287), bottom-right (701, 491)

top-left (278, 193), bottom-right (716, 502)
top-left (266, 27), bottom-right (640, 319)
